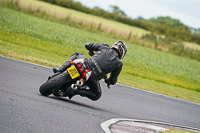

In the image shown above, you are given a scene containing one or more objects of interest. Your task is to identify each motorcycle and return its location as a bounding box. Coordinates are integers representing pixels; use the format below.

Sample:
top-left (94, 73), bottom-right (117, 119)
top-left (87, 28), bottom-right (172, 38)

top-left (39, 51), bottom-right (109, 98)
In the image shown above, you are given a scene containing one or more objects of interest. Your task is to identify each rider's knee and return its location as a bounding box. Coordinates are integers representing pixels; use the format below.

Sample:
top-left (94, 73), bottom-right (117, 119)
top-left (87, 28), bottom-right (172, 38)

top-left (91, 94), bottom-right (101, 101)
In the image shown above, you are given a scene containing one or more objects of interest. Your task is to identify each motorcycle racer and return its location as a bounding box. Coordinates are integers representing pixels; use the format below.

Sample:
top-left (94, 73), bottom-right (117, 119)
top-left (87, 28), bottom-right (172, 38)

top-left (53, 41), bottom-right (127, 101)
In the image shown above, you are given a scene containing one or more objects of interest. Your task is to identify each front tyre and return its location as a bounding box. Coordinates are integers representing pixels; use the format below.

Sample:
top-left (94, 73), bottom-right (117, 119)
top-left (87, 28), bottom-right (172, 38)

top-left (39, 71), bottom-right (71, 96)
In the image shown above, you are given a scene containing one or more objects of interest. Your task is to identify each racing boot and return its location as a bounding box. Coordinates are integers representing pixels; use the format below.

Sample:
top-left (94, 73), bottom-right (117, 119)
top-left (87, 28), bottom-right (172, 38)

top-left (68, 89), bottom-right (88, 99)
top-left (53, 61), bottom-right (70, 73)
top-left (68, 89), bottom-right (81, 99)
top-left (68, 92), bottom-right (78, 99)
top-left (69, 89), bottom-right (97, 101)
top-left (53, 66), bottom-right (65, 73)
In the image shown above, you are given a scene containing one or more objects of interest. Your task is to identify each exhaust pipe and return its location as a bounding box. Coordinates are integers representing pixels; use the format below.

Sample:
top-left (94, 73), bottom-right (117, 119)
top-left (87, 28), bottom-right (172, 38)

top-left (76, 80), bottom-right (83, 86)
top-left (71, 84), bottom-right (77, 90)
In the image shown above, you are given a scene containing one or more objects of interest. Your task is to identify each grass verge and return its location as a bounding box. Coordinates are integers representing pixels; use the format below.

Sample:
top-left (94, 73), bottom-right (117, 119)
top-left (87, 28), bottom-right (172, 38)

top-left (164, 129), bottom-right (196, 133)
top-left (0, 7), bottom-right (200, 104)
top-left (1, 0), bottom-right (200, 62)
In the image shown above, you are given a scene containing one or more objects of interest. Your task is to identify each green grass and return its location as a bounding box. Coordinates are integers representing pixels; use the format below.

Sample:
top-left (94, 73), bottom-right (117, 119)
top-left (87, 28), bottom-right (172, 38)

top-left (18, 0), bottom-right (150, 37)
top-left (19, 0), bottom-right (200, 50)
top-left (0, 7), bottom-right (200, 103)
top-left (164, 129), bottom-right (197, 133)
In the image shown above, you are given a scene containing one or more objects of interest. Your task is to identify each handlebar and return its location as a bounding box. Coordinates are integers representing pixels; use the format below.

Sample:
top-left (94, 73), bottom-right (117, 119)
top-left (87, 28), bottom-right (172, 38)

top-left (103, 75), bottom-right (110, 89)
top-left (88, 50), bottom-right (94, 56)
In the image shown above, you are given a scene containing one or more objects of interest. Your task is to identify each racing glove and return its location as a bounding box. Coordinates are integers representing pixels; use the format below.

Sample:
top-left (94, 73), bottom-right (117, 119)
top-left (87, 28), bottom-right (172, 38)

top-left (104, 78), bottom-right (111, 89)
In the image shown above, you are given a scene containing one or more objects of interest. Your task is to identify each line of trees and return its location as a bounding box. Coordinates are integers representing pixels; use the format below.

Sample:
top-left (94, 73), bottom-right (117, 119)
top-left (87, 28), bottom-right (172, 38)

top-left (39, 0), bottom-right (200, 44)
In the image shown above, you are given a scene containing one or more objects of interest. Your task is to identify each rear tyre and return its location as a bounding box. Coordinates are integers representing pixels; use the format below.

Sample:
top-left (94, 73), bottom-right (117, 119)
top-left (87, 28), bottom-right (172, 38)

top-left (39, 71), bottom-right (71, 96)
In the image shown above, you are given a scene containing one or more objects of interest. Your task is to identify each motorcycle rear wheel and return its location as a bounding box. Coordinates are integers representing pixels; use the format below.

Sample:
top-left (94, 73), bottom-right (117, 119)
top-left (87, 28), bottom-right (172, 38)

top-left (39, 71), bottom-right (71, 96)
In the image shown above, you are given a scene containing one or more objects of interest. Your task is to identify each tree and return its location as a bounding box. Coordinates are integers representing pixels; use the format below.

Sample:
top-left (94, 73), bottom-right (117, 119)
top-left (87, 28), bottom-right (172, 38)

top-left (149, 16), bottom-right (186, 27)
top-left (137, 16), bottom-right (144, 20)
top-left (109, 5), bottom-right (127, 16)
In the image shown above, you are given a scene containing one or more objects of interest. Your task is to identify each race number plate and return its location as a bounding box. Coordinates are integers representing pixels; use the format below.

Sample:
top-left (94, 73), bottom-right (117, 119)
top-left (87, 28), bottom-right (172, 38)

top-left (67, 65), bottom-right (80, 79)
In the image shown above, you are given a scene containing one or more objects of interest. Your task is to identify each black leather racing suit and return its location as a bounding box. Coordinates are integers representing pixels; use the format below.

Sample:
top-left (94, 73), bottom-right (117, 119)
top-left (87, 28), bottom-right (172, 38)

top-left (61, 42), bottom-right (123, 101)
top-left (84, 42), bottom-right (123, 100)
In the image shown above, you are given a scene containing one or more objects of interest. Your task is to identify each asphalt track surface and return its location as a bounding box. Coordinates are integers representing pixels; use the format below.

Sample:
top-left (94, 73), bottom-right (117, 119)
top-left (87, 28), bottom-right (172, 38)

top-left (0, 56), bottom-right (200, 133)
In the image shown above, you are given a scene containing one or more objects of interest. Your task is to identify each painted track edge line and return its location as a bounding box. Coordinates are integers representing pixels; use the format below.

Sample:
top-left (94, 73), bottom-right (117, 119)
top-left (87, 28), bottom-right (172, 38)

top-left (0, 55), bottom-right (52, 69)
top-left (101, 118), bottom-right (200, 133)
top-left (1, 56), bottom-right (200, 132)
top-left (1, 55), bottom-right (200, 106)
top-left (116, 82), bottom-right (200, 106)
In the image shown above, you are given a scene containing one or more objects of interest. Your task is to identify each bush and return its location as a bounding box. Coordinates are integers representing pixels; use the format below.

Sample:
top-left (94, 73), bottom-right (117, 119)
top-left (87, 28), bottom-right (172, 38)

top-left (39, 0), bottom-right (200, 45)
top-left (169, 44), bottom-right (200, 61)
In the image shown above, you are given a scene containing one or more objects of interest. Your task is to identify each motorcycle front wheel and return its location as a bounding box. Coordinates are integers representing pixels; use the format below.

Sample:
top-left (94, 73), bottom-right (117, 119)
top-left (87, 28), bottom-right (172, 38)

top-left (39, 71), bottom-right (72, 96)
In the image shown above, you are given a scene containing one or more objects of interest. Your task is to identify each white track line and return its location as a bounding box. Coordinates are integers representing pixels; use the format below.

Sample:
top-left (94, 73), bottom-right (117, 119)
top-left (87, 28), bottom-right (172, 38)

top-left (1, 56), bottom-right (200, 132)
top-left (2, 55), bottom-right (200, 106)
top-left (101, 118), bottom-right (200, 133)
